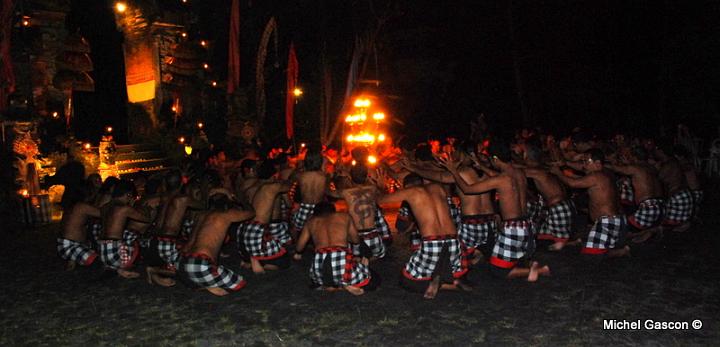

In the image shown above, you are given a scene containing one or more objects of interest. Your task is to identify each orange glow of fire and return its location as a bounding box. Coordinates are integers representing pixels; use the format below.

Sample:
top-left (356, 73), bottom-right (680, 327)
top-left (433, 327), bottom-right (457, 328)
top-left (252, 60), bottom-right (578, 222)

top-left (367, 155), bottom-right (378, 165)
top-left (353, 98), bottom-right (371, 108)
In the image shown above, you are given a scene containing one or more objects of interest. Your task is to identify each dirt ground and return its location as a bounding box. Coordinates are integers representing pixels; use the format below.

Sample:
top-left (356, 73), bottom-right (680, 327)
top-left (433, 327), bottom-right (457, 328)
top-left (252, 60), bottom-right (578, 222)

top-left (1, 185), bottom-right (719, 346)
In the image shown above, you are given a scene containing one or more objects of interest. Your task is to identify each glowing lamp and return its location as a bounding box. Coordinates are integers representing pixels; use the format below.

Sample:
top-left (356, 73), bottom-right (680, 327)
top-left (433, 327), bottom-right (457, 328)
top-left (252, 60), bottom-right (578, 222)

top-left (171, 106), bottom-right (177, 112)
top-left (115, 2), bottom-right (127, 13)
top-left (181, 32), bottom-right (187, 38)
top-left (84, 143), bottom-right (92, 150)
top-left (200, 40), bottom-right (207, 47)
top-left (203, 63), bottom-right (209, 70)
top-left (22, 18), bottom-right (30, 26)
top-left (354, 98), bottom-right (371, 108)
top-left (293, 88), bottom-right (303, 97)
top-left (367, 155), bottom-right (378, 165)
top-left (351, 160), bottom-right (357, 166)
top-left (178, 136), bottom-right (185, 144)
top-left (359, 114), bottom-right (367, 122)
top-left (300, 143), bottom-right (306, 148)
top-left (51, 112), bottom-right (59, 118)
top-left (105, 126), bottom-right (113, 133)
top-left (19, 189), bottom-right (29, 198)
top-left (211, 81), bottom-right (217, 87)
top-left (347, 135), bottom-right (354, 142)
top-left (372, 112), bottom-right (385, 121)
top-left (378, 134), bottom-right (386, 142)
top-left (197, 122), bottom-right (204, 129)
top-left (184, 145), bottom-right (193, 156)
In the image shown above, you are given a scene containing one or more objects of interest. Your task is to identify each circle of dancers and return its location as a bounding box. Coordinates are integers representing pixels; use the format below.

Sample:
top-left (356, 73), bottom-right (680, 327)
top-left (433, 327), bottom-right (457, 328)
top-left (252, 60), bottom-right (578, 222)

top-left (56, 129), bottom-right (703, 299)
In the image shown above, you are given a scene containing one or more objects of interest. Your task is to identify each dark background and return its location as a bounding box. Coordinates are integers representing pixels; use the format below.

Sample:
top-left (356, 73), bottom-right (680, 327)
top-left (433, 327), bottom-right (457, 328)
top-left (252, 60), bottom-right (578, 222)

top-left (68, 0), bottom-right (720, 144)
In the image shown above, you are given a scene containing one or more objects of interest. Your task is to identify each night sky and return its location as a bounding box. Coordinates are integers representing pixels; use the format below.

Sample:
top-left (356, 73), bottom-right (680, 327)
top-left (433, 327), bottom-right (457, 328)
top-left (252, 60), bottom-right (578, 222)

top-left (67, 0), bottom-right (720, 143)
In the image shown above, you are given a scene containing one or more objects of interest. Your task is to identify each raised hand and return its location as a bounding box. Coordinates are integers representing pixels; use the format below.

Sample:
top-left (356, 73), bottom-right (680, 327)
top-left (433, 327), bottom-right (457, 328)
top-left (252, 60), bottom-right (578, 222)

top-left (436, 154), bottom-right (460, 172)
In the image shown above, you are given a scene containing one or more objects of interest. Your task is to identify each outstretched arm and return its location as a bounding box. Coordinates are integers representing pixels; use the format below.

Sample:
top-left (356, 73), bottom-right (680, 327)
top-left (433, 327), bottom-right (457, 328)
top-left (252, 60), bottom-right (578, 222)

top-left (227, 209), bottom-right (255, 223)
top-left (125, 206), bottom-right (151, 223)
top-left (436, 156), bottom-right (499, 194)
top-left (549, 166), bottom-right (596, 189)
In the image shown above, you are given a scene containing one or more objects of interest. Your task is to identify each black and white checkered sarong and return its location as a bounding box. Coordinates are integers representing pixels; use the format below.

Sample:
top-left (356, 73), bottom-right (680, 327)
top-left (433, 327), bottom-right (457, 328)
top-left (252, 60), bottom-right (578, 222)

top-left (459, 214), bottom-right (496, 252)
top-left (447, 196), bottom-right (461, 226)
top-left (291, 202), bottom-right (316, 231)
top-left (178, 253), bottom-right (246, 291)
top-left (663, 190), bottom-right (693, 225)
top-left (310, 247), bottom-right (370, 287)
top-left (237, 222), bottom-right (286, 260)
top-left (537, 199), bottom-right (574, 241)
top-left (490, 219), bottom-right (532, 269)
top-left (375, 206), bottom-right (392, 240)
top-left (98, 230), bottom-right (139, 270)
top-left (618, 176), bottom-right (635, 205)
top-left (87, 221), bottom-right (103, 250)
top-left (357, 229), bottom-right (386, 258)
top-left (57, 238), bottom-right (98, 266)
top-left (582, 215), bottom-right (627, 254)
top-left (154, 235), bottom-right (181, 270)
top-left (628, 198), bottom-right (664, 229)
top-left (403, 235), bottom-right (468, 280)
top-left (269, 220), bottom-right (292, 246)
top-left (526, 196), bottom-right (546, 229)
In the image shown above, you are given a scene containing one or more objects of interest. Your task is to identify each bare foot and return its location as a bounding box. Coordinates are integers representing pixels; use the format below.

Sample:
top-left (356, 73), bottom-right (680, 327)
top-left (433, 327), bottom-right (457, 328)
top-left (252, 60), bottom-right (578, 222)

top-left (240, 261), bottom-right (252, 269)
top-left (324, 286), bottom-right (342, 292)
top-left (454, 278), bottom-right (474, 291)
top-left (528, 262), bottom-right (541, 282)
top-left (250, 259), bottom-right (266, 274)
top-left (672, 222), bottom-right (691, 233)
top-left (345, 285), bottom-right (365, 296)
top-left (565, 238), bottom-right (582, 247)
top-left (263, 264), bottom-right (279, 271)
top-left (470, 250), bottom-right (485, 265)
top-left (548, 241), bottom-right (566, 251)
top-left (423, 276), bottom-right (441, 299)
top-left (117, 269), bottom-right (140, 279)
top-left (608, 245), bottom-right (631, 258)
top-left (146, 267), bottom-right (176, 287)
top-left (206, 287), bottom-right (229, 296)
top-left (65, 261), bottom-right (77, 272)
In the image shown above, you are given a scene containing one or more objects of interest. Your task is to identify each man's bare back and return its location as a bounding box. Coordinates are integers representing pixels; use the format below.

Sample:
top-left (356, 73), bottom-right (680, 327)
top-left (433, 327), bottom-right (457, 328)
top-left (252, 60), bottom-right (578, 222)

top-left (379, 183), bottom-right (456, 237)
top-left (186, 209), bottom-right (255, 259)
top-left (302, 212), bottom-right (360, 249)
top-left (101, 203), bottom-right (151, 239)
top-left (249, 181), bottom-right (291, 223)
top-left (525, 167), bottom-right (566, 206)
top-left (62, 202), bottom-right (101, 242)
top-left (340, 185), bottom-right (379, 230)
top-left (296, 171), bottom-right (328, 204)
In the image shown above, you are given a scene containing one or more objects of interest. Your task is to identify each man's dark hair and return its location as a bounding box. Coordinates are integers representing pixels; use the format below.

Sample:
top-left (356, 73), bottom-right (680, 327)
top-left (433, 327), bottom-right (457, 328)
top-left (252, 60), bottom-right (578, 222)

top-left (98, 176), bottom-right (120, 195)
top-left (208, 194), bottom-right (231, 211)
top-left (525, 144), bottom-right (543, 163)
top-left (414, 144), bottom-right (434, 162)
top-left (304, 151), bottom-right (323, 171)
top-left (631, 146), bottom-right (649, 161)
top-left (241, 159), bottom-right (258, 171)
top-left (350, 164), bottom-right (368, 184)
top-left (145, 177), bottom-right (163, 195)
top-left (257, 160), bottom-right (277, 179)
top-left (487, 138), bottom-right (512, 162)
top-left (351, 147), bottom-right (369, 162)
top-left (166, 169), bottom-right (182, 191)
top-left (571, 130), bottom-right (593, 145)
top-left (112, 179), bottom-right (137, 198)
top-left (313, 201), bottom-right (336, 216)
top-left (586, 148), bottom-right (605, 163)
top-left (403, 173), bottom-right (423, 187)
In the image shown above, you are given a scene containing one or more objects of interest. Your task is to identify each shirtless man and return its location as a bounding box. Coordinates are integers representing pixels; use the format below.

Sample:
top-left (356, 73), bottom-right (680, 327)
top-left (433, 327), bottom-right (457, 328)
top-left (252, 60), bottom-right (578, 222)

top-left (236, 161), bottom-right (292, 274)
top-left (403, 143), bottom-right (497, 264)
top-left (293, 202), bottom-right (379, 295)
top-left (438, 140), bottom-right (550, 281)
top-left (98, 180), bottom-right (151, 279)
top-left (605, 147), bottom-right (664, 242)
top-left (144, 171), bottom-right (204, 286)
top-left (333, 164), bottom-right (387, 260)
top-left (57, 199), bottom-right (101, 270)
top-left (177, 195), bottom-right (254, 296)
top-left (655, 143), bottom-right (694, 231)
top-left (378, 181), bottom-right (472, 299)
top-left (523, 145), bottom-right (575, 251)
top-left (395, 174), bottom-right (423, 252)
top-left (550, 149), bottom-right (630, 257)
top-left (290, 151), bottom-right (328, 237)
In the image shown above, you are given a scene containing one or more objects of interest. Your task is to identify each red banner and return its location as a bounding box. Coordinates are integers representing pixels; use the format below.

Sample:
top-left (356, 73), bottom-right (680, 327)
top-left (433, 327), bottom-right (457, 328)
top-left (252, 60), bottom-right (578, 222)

top-left (227, 0), bottom-right (240, 94)
top-left (285, 44), bottom-right (298, 139)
